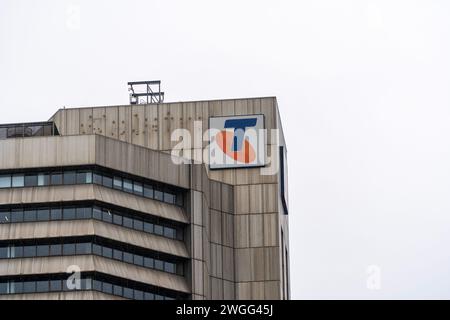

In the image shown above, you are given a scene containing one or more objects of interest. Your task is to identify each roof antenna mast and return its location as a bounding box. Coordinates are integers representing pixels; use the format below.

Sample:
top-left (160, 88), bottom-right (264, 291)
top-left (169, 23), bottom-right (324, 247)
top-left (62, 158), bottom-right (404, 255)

top-left (128, 80), bottom-right (164, 105)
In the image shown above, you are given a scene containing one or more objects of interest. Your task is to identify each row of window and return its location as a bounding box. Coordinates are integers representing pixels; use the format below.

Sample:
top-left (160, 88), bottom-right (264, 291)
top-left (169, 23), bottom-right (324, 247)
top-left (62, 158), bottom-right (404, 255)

top-left (0, 204), bottom-right (183, 241)
top-left (0, 277), bottom-right (176, 300)
top-left (0, 122), bottom-right (58, 140)
top-left (0, 168), bottom-right (183, 206)
top-left (0, 240), bottom-right (181, 275)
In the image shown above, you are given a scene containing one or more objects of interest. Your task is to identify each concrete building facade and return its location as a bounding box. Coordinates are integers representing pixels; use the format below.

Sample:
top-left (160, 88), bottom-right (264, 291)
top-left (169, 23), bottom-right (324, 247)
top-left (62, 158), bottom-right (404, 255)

top-left (0, 96), bottom-right (289, 300)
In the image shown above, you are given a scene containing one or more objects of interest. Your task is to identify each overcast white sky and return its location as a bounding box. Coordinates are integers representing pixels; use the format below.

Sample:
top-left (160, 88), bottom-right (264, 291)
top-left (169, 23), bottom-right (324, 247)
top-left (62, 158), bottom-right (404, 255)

top-left (2, 0), bottom-right (450, 299)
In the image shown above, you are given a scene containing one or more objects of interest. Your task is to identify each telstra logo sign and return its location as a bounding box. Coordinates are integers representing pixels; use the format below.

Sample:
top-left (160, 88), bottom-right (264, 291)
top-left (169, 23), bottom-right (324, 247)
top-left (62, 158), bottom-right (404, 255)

top-left (209, 115), bottom-right (266, 169)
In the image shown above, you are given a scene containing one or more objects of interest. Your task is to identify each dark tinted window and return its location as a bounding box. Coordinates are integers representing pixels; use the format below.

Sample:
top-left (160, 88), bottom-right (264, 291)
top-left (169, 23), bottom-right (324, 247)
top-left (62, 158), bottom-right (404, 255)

top-left (37, 208), bottom-right (50, 221)
top-left (50, 244), bottom-right (62, 256)
top-left (11, 210), bottom-right (23, 223)
top-left (154, 190), bottom-right (164, 201)
top-left (63, 171), bottom-right (76, 185)
top-left (23, 209), bottom-right (37, 222)
top-left (23, 246), bottom-right (37, 257)
top-left (37, 245), bottom-right (49, 257)
top-left (102, 176), bottom-right (113, 188)
top-left (0, 211), bottom-right (9, 223)
top-left (0, 247), bottom-right (8, 259)
top-left (50, 208), bottom-right (62, 220)
top-left (63, 244), bottom-right (76, 255)
top-left (63, 208), bottom-right (76, 220)
top-left (50, 173), bottom-right (63, 185)
top-left (50, 280), bottom-right (62, 291)
top-left (24, 175), bottom-right (38, 187)
top-left (93, 173), bottom-right (102, 185)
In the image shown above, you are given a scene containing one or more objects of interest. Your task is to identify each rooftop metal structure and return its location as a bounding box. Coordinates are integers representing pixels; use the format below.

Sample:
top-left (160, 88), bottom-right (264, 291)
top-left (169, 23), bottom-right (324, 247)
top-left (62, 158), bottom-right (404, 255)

top-left (128, 81), bottom-right (164, 105)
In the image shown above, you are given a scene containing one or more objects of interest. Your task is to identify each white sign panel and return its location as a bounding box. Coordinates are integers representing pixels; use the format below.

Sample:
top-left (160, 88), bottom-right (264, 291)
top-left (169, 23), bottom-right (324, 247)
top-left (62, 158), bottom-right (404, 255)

top-left (209, 114), bottom-right (266, 169)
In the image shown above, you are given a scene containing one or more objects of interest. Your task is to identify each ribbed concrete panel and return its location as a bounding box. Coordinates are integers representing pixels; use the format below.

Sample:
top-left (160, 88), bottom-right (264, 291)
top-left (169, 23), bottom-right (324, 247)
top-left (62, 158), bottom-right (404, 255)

top-left (0, 185), bottom-right (189, 224)
top-left (0, 255), bottom-right (190, 293)
top-left (0, 291), bottom-right (124, 300)
top-left (0, 220), bottom-right (189, 259)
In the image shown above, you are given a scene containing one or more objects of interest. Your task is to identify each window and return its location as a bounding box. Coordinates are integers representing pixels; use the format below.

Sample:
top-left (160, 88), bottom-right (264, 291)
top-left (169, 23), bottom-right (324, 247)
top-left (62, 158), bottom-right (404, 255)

top-left (50, 244), bottom-right (62, 256)
top-left (36, 280), bottom-right (49, 293)
top-left (50, 280), bottom-right (62, 292)
top-left (0, 282), bottom-right (8, 294)
top-left (144, 292), bottom-right (155, 300)
top-left (102, 176), bottom-right (113, 188)
top-left (92, 244), bottom-right (102, 256)
top-left (50, 173), bottom-right (63, 185)
top-left (12, 175), bottom-right (24, 187)
top-left (164, 192), bottom-right (175, 204)
top-left (112, 214), bottom-right (122, 226)
top-left (133, 219), bottom-right (143, 231)
top-left (76, 207), bottom-right (91, 219)
top-left (23, 209), bottom-right (37, 222)
top-left (63, 243), bottom-right (76, 255)
top-left (143, 185), bottom-right (153, 198)
top-left (113, 249), bottom-right (123, 260)
top-left (113, 177), bottom-right (122, 190)
top-left (102, 209), bottom-right (113, 223)
top-left (133, 182), bottom-right (143, 196)
top-left (102, 282), bottom-right (113, 295)
top-left (76, 243), bottom-right (91, 255)
top-left (143, 222), bottom-right (153, 233)
top-left (63, 208), bottom-right (76, 220)
top-left (154, 190), bottom-right (164, 201)
top-left (37, 208), bottom-right (50, 221)
top-left (93, 280), bottom-right (102, 292)
top-left (24, 175), bottom-right (38, 187)
top-left (12, 282), bottom-right (24, 294)
top-left (154, 225), bottom-right (163, 236)
top-left (165, 262), bottom-right (176, 274)
top-left (50, 208), bottom-right (62, 220)
top-left (134, 290), bottom-right (144, 300)
top-left (144, 257), bottom-right (154, 268)
top-left (76, 171), bottom-right (92, 184)
top-left (23, 246), bottom-right (37, 257)
top-left (63, 171), bottom-right (76, 185)
top-left (38, 173), bottom-right (49, 186)
top-left (93, 207), bottom-right (102, 220)
top-left (11, 210), bottom-right (23, 223)
top-left (123, 180), bottom-right (133, 193)
top-left (123, 288), bottom-right (134, 299)
top-left (123, 252), bottom-right (133, 264)
top-left (113, 285), bottom-right (123, 296)
top-left (0, 211), bottom-right (10, 223)
top-left (0, 247), bottom-right (8, 259)
top-left (93, 173), bottom-right (102, 185)
top-left (164, 227), bottom-right (175, 239)
top-left (155, 260), bottom-right (164, 271)
top-left (11, 246), bottom-right (24, 258)
top-left (123, 217), bottom-right (133, 229)
top-left (37, 245), bottom-right (49, 257)
top-left (23, 281), bottom-right (36, 293)
top-left (133, 255), bottom-right (144, 266)
top-left (0, 175), bottom-right (11, 188)
top-left (102, 247), bottom-right (113, 259)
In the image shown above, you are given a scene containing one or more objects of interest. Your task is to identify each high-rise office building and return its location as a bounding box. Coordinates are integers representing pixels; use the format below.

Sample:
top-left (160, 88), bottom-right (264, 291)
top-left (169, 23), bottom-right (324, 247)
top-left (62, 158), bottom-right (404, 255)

top-left (0, 95), bottom-right (289, 300)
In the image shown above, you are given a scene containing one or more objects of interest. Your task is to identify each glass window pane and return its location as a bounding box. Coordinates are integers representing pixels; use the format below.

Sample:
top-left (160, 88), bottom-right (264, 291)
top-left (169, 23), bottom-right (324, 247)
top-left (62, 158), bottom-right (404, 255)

top-left (82, 278), bottom-right (92, 290)
top-left (23, 281), bottom-right (36, 293)
top-left (113, 177), bottom-right (122, 190)
top-left (113, 249), bottom-right (122, 261)
top-left (143, 185), bottom-right (153, 198)
top-left (133, 255), bottom-right (144, 266)
top-left (102, 209), bottom-right (113, 223)
top-left (0, 282), bottom-right (8, 294)
top-left (0, 175), bottom-right (11, 188)
top-left (50, 244), bottom-right (62, 256)
top-left (93, 207), bottom-right (102, 220)
top-left (134, 290), bottom-right (144, 300)
top-left (12, 281), bottom-right (24, 294)
top-left (123, 180), bottom-right (133, 193)
top-left (63, 171), bottom-right (76, 185)
top-left (36, 245), bottom-right (49, 257)
top-left (0, 247), bottom-right (8, 259)
top-left (93, 173), bottom-right (102, 185)
top-left (37, 208), bottom-right (50, 221)
top-left (50, 280), bottom-right (62, 292)
top-left (23, 245), bottom-right (37, 257)
top-left (113, 285), bottom-right (123, 296)
top-left (123, 252), bottom-right (133, 264)
top-left (123, 287), bottom-right (133, 299)
top-left (76, 243), bottom-right (91, 255)
top-left (133, 182), bottom-right (143, 195)
top-left (165, 262), bottom-right (176, 274)
top-left (144, 257), bottom-right (154, 268)
top-left (24, 175), bottom-right (38, 187)
top-left (154, 190), bottom-right (164, 201)
top-left (123, 217), bottom-right (133, 228)
top-left (133, 219), bottom-right (143, 231)
top-left (143, 222), bottom-right (154, 233)
top-left (12, 175), bottom-right (24, 187)
top-left (93, 244), bottom-right (102, 256)
top-left (76, 172), bottom-right (91, 184)
top-left (76, 207), bottom-right (91, 219)
top-left (144, 292), bottom-right (155, 300)
top-left (36, 280), bottom-right (49, 293)
top-left (50, 173), bottom-right (63, 185)
top-left (154, 225), bottom-right (163, 236)
top-left (23, 209), bottom-right (37, 222)
top-left (164, 227), bottom-right (175, 239)
top-left (102, 282), bottom-right (113, 294)
top-left (164, 193), bottom-right (175, 204)
top-left (11, 210), bottom-right (23, 223)
top-left (63, 243), bottom-right (76, 255)
top-left (102, 176), bottom-right (113, 188)
top-left (50, 208), bottom-right (62, 220)
top-left (102, 247), bottom-right (113, 259)
top-left (112, 214), bottom-right (122, 226)
top-left (155, 259), bottom-right (164, 271)
top-left (37, 173), bottom-right (49, 186)
top-left (0, 211), bottom-right (10, 224)
top-left (12, 246), bottom-right (24, 258)
top-left (63, 207), bottom-right (76, 220)
top-left (93, 280), bottom-right (102, 291)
